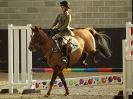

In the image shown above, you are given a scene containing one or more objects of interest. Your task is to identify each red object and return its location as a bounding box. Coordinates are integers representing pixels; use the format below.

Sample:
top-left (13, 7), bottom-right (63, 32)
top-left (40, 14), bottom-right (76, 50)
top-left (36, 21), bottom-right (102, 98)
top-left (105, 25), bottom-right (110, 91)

top-left (131, 40), bottom-right (133, 45)
top-left (131, 50), bottom-right (133, 55)
top-left (131, 27), bottom-right (133, 35)
top-left (113, 76), bottom-right (117, 80)
top-left (44, 68), bottom-right (53, 72)
top-left (97, 68), bottom-right (112, 72)
top-left (88, 79), bottom-right (93, 84)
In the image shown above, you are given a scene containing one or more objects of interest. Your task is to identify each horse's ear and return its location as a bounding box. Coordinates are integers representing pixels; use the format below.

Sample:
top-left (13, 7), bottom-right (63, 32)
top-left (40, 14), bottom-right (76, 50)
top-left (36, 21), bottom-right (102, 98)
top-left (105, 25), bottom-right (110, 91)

top-left (34, 26), bottom-right (39, 32)
top-left (34, 26), bottom-right (37, 29)
top-left (31, 27), bottom-right (37, 34)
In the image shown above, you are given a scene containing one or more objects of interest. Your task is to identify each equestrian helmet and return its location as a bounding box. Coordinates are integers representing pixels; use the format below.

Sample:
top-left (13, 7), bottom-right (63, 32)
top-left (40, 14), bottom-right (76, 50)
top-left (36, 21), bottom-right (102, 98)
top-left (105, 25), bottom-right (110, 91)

top-left (60, 1), bottom-right (70, 9)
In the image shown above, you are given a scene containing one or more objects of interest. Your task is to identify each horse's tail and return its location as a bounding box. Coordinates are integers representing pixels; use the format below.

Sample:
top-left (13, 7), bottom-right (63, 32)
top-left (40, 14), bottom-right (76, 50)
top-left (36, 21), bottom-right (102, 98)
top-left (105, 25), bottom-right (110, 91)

top-left (86, 28), bottom-right (112, 58)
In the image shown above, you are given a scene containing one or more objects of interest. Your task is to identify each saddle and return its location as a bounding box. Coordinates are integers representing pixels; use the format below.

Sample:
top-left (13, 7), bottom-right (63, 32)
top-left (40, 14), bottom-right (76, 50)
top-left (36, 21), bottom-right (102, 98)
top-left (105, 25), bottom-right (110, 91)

top-left (53, 36), bottom-right (79, 53)
top-left (52, 37), bottom-right (71, 53)
top-left (46, 29), bottom-right (79, 53)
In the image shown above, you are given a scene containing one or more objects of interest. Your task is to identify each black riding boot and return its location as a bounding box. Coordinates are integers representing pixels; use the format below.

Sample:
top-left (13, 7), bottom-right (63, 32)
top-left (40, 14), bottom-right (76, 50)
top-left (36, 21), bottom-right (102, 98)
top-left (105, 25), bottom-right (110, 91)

top-left (61, 45), bottom-right (68, 65)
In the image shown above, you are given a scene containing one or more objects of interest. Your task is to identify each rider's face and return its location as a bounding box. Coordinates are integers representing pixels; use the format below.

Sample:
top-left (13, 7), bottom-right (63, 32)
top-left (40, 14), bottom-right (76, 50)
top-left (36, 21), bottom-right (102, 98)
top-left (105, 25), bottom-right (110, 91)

top-left (60, 6), bottom-right (66, 12)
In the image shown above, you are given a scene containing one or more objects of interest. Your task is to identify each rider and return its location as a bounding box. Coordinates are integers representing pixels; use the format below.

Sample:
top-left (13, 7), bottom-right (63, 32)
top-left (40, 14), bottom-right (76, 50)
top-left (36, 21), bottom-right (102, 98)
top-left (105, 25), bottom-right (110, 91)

top-left (51, 0), bottom-right (74, 65)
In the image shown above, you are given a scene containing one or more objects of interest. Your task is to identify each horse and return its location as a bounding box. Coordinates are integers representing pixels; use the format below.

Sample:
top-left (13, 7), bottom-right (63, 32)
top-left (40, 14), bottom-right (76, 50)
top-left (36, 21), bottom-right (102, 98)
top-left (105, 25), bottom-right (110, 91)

top-left (29, 26), bottom-right (85, 96)
top-left (73, 27), bottom-right (111, 66)
top-left (28, 26), bottom-right (111, 96)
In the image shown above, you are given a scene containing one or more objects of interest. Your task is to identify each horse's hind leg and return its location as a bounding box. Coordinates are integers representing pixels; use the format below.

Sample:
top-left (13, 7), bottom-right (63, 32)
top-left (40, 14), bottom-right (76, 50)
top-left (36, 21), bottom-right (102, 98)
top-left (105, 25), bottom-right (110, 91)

top-left (90, 50), bottom-right (97, 64)
top-left (81, 52), bottom-right (88, 68)
top-left (45, 68), bottom-right (58, 97)
top-left (58, 71), bottom-right (69, 96)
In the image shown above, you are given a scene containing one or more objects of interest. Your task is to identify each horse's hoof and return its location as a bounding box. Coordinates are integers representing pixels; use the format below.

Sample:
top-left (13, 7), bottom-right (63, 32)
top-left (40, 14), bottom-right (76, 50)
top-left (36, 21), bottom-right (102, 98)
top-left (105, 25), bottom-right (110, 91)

top-left (64, 92), bottom-right (69, 96)
top-left (44, 94), bottom-right (50, 97)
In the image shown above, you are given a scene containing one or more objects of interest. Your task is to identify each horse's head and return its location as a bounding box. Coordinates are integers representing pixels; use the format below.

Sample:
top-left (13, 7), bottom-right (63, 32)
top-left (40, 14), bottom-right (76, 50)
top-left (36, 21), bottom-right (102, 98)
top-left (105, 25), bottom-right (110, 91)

top-left (29, 26), bottom-right (42, 52)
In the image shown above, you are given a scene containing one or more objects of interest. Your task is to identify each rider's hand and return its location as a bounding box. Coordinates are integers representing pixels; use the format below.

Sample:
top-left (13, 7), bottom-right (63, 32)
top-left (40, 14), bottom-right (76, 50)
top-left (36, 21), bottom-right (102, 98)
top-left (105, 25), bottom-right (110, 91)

top-left (51, 28), bottom-right (59, 34)
top-left (54, 29), bottom-right (59, 33)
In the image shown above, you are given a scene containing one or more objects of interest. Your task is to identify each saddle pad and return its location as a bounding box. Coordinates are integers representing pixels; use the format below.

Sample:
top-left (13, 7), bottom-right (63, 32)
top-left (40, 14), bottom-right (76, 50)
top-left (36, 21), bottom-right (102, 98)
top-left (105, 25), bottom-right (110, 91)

top-left (71, 37), bottom-right (79, 52)
top-left (64, 36), bottom-right (79, 53)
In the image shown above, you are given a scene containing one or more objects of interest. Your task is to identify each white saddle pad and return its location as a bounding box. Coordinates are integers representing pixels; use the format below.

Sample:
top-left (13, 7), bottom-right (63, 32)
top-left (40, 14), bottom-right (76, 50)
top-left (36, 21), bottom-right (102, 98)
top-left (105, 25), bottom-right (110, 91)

top-left (62, 36), bottom-right (79, 53)
top-left (71, 37), bottom-right (79, 52)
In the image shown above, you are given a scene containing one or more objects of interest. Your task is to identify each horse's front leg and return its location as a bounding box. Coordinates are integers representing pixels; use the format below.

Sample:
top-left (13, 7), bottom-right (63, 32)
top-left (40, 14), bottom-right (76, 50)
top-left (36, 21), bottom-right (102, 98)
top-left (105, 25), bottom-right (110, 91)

top-left (58, 71), bottom-right (69, 96)
top-left (45, 68), bottom-right (58, 97)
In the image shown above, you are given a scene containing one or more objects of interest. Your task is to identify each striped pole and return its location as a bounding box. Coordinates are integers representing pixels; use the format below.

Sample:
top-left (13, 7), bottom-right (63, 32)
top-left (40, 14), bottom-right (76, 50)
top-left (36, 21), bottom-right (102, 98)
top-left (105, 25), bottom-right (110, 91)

top-left (32, 68), bottom-right (122, 72)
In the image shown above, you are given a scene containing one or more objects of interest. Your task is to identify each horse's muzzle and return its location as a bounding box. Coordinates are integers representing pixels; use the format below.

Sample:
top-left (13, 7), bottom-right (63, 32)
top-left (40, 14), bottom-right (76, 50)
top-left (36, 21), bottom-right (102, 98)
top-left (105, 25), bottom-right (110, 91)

top-left (28, 46), bottom-right (36, 52)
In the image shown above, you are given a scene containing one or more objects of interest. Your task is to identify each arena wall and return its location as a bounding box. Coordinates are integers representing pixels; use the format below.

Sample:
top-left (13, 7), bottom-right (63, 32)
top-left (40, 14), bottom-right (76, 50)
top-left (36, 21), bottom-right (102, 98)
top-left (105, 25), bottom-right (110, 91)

top-left (0, 0), bottom-right (132, 71)
top-left (0, 0), bottom-right (132, 29)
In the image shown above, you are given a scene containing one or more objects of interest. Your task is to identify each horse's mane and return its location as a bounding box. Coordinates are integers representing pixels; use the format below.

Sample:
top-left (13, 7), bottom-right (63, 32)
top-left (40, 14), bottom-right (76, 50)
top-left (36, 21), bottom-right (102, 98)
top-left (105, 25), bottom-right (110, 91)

top-left (35, 27), bottom-right (55, 38)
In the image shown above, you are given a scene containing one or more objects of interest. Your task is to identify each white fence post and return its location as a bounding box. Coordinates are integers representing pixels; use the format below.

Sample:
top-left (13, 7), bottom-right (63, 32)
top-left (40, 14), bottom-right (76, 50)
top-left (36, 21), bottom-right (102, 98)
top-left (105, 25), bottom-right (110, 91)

top-left (8, 24), bottom-right (14, 94)
top-left (26, 24), bottom-right (32, 89)
top-left (123, 22), bottom-right (133, 99)
top-left (8, 24), bottom-right (32, 94)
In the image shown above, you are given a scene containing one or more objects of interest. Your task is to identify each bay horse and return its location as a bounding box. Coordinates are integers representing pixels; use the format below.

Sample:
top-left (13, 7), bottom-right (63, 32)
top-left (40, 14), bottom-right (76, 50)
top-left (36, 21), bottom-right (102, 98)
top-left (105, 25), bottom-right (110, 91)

top-left (28, 26), bottom-right (111, 96)
top-left (29, 26), bottom-right (84, 96)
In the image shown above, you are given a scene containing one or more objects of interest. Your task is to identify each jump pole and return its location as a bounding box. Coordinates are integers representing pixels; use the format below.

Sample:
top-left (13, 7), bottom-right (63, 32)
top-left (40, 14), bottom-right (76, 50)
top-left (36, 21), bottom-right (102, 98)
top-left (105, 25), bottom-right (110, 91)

top-left (32, 68), bottom-right (122, 72)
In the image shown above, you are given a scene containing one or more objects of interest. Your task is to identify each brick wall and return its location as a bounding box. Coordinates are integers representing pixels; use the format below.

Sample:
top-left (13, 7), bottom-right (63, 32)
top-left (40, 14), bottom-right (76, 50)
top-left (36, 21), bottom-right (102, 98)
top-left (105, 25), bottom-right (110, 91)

top-left (0, 0), bottom-right (132, 29)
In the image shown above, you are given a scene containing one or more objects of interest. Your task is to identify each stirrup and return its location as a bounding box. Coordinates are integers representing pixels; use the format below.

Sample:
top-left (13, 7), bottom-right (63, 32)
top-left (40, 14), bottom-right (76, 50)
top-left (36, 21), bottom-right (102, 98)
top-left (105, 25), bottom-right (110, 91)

top-left (62, 57), bottom-right (68, 64)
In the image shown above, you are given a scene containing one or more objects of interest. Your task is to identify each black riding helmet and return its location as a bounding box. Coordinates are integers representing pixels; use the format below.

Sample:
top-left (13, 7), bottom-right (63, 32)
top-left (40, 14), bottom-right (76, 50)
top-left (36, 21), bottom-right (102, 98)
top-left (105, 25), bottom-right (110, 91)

top-left (60, 1), bottom-right (70, 9)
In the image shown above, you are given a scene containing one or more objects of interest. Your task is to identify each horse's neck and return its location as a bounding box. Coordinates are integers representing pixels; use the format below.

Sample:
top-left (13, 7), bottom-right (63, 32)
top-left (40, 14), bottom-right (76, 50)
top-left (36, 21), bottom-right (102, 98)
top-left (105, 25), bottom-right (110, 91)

top-left (39, 31), bottom-right (49, 43)
top-left (39, 31), bottom-right (54, 56)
